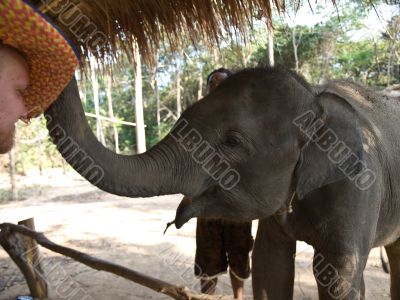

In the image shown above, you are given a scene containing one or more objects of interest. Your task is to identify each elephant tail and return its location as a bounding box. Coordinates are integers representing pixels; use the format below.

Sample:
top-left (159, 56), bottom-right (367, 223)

top-left (380, 247), bottom-right (390, 274)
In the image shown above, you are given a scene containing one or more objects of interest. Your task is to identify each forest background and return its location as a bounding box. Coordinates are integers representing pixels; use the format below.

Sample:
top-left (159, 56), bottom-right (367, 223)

top-left (0, 0), bottom-right (399, 201)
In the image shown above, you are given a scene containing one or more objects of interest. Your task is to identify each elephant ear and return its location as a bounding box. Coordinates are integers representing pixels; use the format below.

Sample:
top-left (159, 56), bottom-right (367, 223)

top-left (293, 92), bottom-right (364, 199)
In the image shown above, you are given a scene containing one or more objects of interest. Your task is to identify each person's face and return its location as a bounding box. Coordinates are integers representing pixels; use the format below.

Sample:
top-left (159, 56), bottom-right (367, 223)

top-left (0, 48), bottom-right (29, 154)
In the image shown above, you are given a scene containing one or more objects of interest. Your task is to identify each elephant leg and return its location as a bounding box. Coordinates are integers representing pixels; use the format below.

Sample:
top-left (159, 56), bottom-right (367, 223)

top-left (385, 239), bottom-right (400, 300)
top-left (252, 218), bottom-right (296, 300)
top-left (312, 250), bottom-right (368, 300)
top-left (360, 274), bottom-right (365, 300)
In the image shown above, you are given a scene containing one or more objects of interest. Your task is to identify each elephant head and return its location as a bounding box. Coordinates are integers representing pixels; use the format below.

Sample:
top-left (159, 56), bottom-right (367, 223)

top-left (46, 66), bottom-right (364, 224)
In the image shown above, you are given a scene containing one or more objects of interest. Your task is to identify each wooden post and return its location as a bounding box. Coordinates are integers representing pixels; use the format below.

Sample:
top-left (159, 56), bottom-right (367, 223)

top-left (0, 218), bottom-right (48, 299)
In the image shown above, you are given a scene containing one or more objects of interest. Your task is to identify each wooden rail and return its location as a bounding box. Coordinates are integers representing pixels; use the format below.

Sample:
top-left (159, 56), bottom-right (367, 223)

top-left (0, 220), bottom-right (232, 300)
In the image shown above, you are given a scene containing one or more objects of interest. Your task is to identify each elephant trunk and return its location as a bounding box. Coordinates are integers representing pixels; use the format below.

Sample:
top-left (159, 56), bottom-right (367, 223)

top-left (45, 77), bottom-right (196, 198)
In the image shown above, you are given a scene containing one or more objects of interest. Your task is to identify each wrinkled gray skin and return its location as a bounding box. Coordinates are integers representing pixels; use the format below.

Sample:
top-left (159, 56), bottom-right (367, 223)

top-left (46, 67), bottom-right (400, 300)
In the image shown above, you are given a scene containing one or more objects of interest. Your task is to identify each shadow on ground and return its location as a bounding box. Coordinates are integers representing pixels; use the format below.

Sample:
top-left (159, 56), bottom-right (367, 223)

top-left (0, 173), bottom-right (391, 300)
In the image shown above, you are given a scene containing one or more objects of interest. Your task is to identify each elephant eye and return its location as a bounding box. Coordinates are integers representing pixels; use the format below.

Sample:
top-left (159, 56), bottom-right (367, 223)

top-left (223, 135), bottom-right (241, 147)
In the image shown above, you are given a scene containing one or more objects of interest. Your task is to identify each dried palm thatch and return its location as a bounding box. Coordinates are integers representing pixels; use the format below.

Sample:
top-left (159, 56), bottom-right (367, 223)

top-left (30, 0), bottom-right (287, 66)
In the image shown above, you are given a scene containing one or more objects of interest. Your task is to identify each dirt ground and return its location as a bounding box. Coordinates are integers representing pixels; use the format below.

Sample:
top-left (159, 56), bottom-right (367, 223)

top-left (0, 169), bottom-right (391, 299)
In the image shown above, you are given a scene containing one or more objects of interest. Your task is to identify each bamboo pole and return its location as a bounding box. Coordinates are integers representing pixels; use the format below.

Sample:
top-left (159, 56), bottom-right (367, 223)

top-left (84, 113), bottom-right (138, 127)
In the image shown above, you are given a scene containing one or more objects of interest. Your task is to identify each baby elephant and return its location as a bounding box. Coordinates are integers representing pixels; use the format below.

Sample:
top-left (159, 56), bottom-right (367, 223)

top-left (49, 66), bottom-right (400, 299)
top-left (171, 67), bottom-right (400, 300)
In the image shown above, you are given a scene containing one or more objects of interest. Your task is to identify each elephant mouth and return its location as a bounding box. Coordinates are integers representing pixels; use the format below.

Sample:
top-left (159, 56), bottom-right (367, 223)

top-left (164, 194), bottom-right (207, 232)
top-left (163, 196), bottom-right (196, 233)
top-left (165, 185), bottom-right (256, 233)
top-left (174, 196), bottom-right (197, 229)
top-left (166, 187), bottom-right (237, 231)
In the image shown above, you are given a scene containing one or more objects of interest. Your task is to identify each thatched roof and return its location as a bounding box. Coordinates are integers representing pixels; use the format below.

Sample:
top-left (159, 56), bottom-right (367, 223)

top-left (31, 0), bottom-right (285, 65)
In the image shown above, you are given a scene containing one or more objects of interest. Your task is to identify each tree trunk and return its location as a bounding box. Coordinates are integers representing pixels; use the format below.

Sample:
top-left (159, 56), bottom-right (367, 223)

top-left (37, 138), bottom-right (43, 176)
top-left (267, 23), bottom-right (275, 67)
top-left (292, 26), bottom-right (299, 73)
top-left (81, 73), bottom-right (87, 106)
top-left (105, 71), bottom-right (120, 154)
top-left (212, 47), bottom-right (221, 66)
top-left (176, 50), bottom-right (183, 117)
top-left (373, 39), bottom-right (381, 85)
top-left (320, 30), bottom-right (337, 83)
top-left (156, 76), bottom-right (161, 139)
top-left (387, 43), bottom-right (394, 87)
top-left (9, 148), bottom-right (17, 201)
top-left (197, 70), bottom-right (203, 101)
top-left (61, 158), bottom-right (66, 175)
top-left (133, 44), bottom-right (147, 154)
top-left (15, 142), bottom-right (25, 176)
top-left (240, 43), bottom-right (252, 68)
top-left (90, 57), bottom-right (106, 146)
top-left (149, 51), bottom-right (161, 139)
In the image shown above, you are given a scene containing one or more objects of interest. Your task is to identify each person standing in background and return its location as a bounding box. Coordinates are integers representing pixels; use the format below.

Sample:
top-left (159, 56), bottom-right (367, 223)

top-left (194, 68), bottom-right (254, 300)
